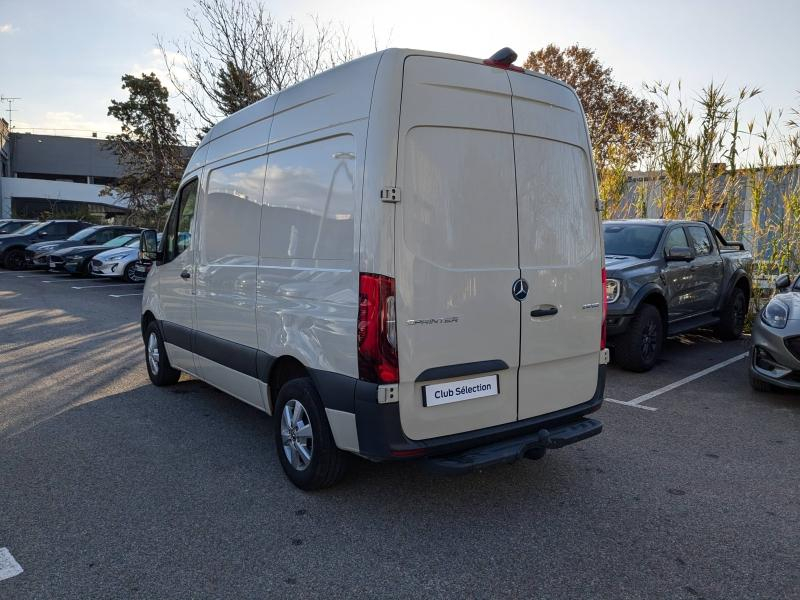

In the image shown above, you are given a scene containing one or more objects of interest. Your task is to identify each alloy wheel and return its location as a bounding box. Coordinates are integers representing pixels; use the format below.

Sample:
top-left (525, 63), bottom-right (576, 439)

top-left (281, 399), bottom-right (313, 471)
top-left (641, 320), bottom-right (659, 363)
top-left (147, 332), bottom-right (160, 375)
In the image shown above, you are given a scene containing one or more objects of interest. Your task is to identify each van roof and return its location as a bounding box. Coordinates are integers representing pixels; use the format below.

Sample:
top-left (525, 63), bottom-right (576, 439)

top-left (197, 48), bottom-right (577, 150)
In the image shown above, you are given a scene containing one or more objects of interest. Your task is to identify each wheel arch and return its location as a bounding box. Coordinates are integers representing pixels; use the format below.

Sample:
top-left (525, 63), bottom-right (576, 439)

top-left (629, 283), bottom-right (668, 330)
top-left (265, 355), bottom-right (311, 414)
top-left (141, 311), bottom-right (157, 341)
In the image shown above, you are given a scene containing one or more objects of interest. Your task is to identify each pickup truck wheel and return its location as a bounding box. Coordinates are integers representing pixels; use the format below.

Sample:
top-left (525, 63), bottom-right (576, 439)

top-left (274, 377), bottom-right (347, 491)
top-left (715, 287), bottom-right (747, 340)
top-left (613, 304), bottom-right (663, 372)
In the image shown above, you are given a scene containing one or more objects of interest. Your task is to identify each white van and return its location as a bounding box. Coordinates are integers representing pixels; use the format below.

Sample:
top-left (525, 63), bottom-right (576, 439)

top-left (139, 48), bottom-right (608, 489)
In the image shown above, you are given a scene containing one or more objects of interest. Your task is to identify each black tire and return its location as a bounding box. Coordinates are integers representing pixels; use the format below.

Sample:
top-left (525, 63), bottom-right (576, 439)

top-left (122, 262), bottom-right (137, 282)
top-left (144, 321), bottom-right (181, 386)
top-left (4, 248), bottom-right (26, 270)
top-left (613, 304), bottom-right (664, 372)
top-left (715, 287), bottom-right (747, 340)
top-left (274, 377), bottom-right (347, 490)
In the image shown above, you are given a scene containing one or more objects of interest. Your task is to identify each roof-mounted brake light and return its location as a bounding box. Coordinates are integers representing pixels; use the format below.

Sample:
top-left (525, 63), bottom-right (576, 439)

top-left (483, 47), bottom-right (524, 72)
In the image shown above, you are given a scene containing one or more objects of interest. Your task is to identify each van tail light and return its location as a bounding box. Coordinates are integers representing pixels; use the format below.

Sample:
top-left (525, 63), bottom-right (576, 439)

top-left (601, 267), bottom-right (608, 350)
top-left (358, 273), bottom-right (399, 384)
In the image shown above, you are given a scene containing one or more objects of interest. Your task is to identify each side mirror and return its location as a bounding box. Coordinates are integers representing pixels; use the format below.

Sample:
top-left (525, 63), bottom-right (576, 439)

top-left (86, 238), bottom-right (96, 245)
top-left (665, 246), bottom-right (693, 262)
top-left (139, 229), bottom-right (159, 262)
top-left (38, 230), bottom-right (48, 238)
top-left (775, 274), bottom-right (791, 291)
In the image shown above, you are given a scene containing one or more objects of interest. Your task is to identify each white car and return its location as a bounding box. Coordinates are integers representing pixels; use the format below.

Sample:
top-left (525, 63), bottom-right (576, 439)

top-left (139, 47), bottom-right (607, 490)
top-left (91, 235), bottom-right (156, 282)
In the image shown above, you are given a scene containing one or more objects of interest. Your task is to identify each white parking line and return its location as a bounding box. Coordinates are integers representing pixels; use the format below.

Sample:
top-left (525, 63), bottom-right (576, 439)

top-left (70, 284), bottom-right (128, 290)
top-left (0, 547), bottom-right (23, 581)
top-left (605, 398), bottom-right (658, 411)
top-left (609, 352), bottom-right (749, 410)
top-left (109, 292), bottom-right (143, 298)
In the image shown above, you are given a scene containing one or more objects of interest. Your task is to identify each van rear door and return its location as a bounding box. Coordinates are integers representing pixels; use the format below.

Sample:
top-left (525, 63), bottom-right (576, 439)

top-left (394, 57), bottom-right (521, 440)
top-left (509, 72), bottom-right (603, 419)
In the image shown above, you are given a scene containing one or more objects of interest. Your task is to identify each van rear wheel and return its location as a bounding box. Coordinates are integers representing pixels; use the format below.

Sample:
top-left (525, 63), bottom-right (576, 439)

top-left (144, 321), bottom-right (181, 386)
top-left (274, 378), bottom-right (347, 490)
top-left (613, 304), bottom-right (663, 372)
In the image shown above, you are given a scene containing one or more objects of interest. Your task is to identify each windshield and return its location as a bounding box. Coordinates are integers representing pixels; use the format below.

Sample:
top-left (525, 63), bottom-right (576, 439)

top-left (67, 226), bottom-right (99, 241)
top-left (105, 234), bottom-right (139, 248)
top-left (124, 236), bottom-right (141, 248)
top-left (603, 224), bottom-right (665, 258)
top-left (11, 222), bottom-right (46, 236)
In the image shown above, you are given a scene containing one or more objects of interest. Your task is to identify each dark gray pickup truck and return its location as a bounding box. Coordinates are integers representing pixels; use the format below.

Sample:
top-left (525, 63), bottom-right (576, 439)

top-left (604, 219), bottom-right (752, 371)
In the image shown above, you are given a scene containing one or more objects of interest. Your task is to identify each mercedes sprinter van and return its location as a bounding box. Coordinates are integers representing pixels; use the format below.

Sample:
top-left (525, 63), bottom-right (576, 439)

top-left (139, 48), bottom-right (608, 489)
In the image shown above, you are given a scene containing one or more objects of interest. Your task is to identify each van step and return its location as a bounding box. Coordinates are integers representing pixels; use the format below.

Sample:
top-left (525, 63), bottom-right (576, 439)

top-left (424, 418), bottom-right (602, 475)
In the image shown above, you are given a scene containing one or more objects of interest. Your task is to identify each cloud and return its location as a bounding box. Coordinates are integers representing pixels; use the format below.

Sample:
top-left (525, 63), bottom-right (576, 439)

top-left (0, 24), bottom-right (17, 34)
top-left (131, 48), bottom-right (190, 92)
top-left (13, 112), bottom-right (120, 137)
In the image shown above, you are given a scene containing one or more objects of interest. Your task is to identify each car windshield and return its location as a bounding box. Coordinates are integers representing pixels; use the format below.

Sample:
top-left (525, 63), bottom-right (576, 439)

top-left (603, 224), bottom-right (665, 258)
top-left (105, 234), bottom-right (139, 248)
top-left (124, 236), bottom-right (141, 247)
top-left (12, 222), bottom-right (46, 236)
top-left (67, 226), bottom-right (98, 241)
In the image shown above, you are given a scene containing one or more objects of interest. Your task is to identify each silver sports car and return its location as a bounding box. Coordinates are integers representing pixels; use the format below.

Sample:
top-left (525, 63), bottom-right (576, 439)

top-left (750, 274), bottom-right (800, 392)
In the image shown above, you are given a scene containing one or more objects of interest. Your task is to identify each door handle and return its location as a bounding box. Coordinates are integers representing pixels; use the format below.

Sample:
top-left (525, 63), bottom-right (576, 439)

top-left (530, 306), bottom-right (558, 318)
top-left (180, 269), bottom-right (191, 280)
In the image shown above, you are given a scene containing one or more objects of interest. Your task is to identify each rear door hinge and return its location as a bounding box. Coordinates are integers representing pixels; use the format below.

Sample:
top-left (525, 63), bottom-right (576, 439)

top-left (380, 187), bottom-right (400, 203)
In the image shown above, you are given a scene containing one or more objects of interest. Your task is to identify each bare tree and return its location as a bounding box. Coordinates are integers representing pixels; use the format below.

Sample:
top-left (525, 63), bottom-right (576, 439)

top-left (158, 0), bottom-right (359, 134)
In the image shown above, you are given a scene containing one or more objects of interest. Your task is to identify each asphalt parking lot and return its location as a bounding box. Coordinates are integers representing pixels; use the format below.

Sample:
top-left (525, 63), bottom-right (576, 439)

top-left (0, 271), bottom-right (797, 600)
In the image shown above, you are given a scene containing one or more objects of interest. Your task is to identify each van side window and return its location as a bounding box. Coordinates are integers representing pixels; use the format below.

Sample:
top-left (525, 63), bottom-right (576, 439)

top-left (664, 227), bottom-right (689, 252)
top-left (687, 225), bottom-right (713, 256)
top-left (261, 135), bottom-right (355, 260)
top-left (163, 180), bottom-right (198, 263)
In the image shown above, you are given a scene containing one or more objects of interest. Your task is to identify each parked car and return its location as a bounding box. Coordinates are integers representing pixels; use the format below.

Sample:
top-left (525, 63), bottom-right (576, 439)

top-left (749, 274), bottom-right (800, 392)
top-left (139, 47), bottom-right (608, 490)
top-left (91, 234), bottom-right (160, 281)
top-left (604, 219), bottom-right (752, 371)
top-left (0, 220), bottom-right (92, 270)
top-left (26, 225), bottom-right (142, 268)
top-left (0, 219), bottom-right (34, 235)
top-left (48, 233), bottom-right (143, 276)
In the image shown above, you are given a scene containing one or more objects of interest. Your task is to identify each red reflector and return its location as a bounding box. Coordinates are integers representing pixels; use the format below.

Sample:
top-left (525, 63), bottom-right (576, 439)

top-left (390, 448), bottom-right (427, 458)
top-left (601, 267), bottom-right (608, 349)
top-left (358, 273), bottom-right (399, 384)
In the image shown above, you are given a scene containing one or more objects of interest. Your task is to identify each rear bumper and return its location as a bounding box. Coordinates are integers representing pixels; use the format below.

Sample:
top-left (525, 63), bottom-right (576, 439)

top-left (425, 417), bottom-right (602, 474)
top-left (353, 366), bottom-right (605, 462)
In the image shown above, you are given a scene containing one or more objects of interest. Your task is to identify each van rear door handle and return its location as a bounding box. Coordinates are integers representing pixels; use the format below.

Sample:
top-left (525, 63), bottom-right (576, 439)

top-left (530, 306), bottom-right (558, 318)
top-left (180, 269), bottom-right (191, 279)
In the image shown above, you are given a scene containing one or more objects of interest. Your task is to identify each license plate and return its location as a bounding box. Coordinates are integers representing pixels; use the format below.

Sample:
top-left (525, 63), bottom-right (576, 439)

top-left (422, 374), bottom-right (499, 407)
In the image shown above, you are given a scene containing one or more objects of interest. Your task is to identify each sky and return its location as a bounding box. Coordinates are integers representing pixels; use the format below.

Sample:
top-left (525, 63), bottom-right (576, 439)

top-left (1, 0), bottom-right (798, 143)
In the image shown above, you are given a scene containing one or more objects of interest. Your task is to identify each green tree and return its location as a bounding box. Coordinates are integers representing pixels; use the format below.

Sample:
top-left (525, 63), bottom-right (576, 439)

top-left (215, 60), bottom-right (262, 115)
top-left (103, 73), bottom-right (187, 227)
top-left (523, 44), bottom-right (658, 174)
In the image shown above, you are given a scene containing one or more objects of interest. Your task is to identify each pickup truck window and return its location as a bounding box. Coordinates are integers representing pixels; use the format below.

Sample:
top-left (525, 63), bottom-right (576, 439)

top-left (603, 224), bottom-right (664, 258)
top-left (687, 225), bottom-right (714, 256)
top-left (664, 227), bottom-right (689, 252)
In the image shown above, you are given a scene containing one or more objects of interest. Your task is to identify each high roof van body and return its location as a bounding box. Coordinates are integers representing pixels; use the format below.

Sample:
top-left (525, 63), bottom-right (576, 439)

top-left (139, 48), bottom-right (608, 489)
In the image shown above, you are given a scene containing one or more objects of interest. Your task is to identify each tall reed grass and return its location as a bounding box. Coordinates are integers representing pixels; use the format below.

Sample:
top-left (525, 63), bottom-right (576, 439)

top-left (600, 82), bottom-right (800, 312)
